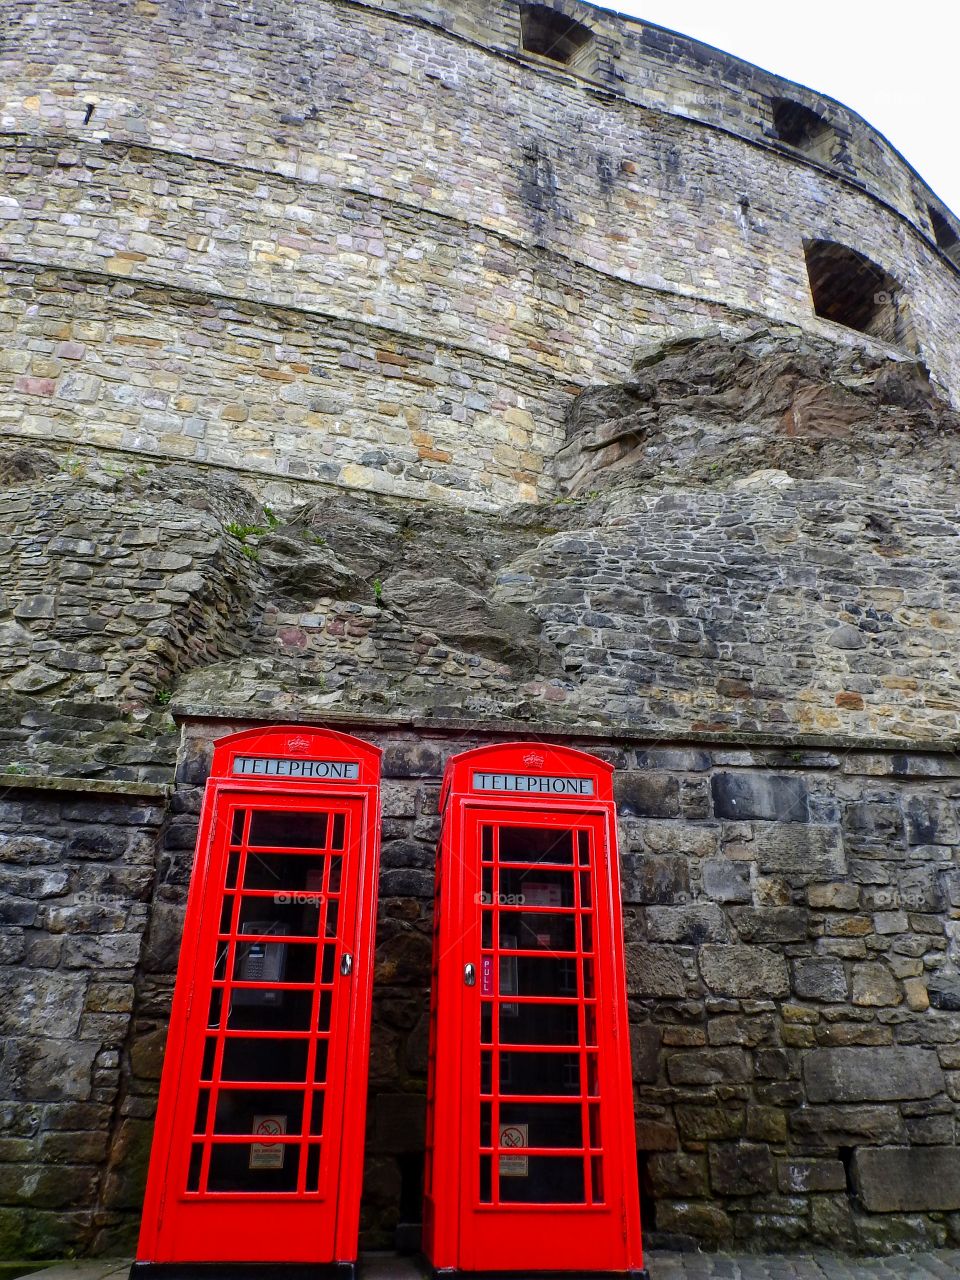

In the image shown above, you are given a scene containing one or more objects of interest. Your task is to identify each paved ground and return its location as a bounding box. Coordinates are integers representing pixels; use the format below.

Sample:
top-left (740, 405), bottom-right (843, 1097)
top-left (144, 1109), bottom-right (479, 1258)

top-left (16, 1252), bottom-right (960, 1280)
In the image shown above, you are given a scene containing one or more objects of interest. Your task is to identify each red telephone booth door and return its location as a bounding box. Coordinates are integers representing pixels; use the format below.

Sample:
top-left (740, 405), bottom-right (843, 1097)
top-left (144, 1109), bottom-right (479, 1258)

top-left (425, 744), bottom-right (645, 1277)
top-left (136, 727), bottom-right (381, 1268)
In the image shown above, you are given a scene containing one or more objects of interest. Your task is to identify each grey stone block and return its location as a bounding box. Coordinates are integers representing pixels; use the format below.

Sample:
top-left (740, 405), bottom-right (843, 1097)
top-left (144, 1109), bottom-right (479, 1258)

top-left (712, 772), bottom-right (809, 822)
top-left (802, 1047), bottom-right (945, 1103)
top-left (853, 1146), bottom-right (960, 1211)
top-left (702, 857), bottom-right (751, 903)
top-left (793, 957), bottom-right (849, 1002)
top-left (626, 943), bottom-right (687, 997)
top-left (620, 853), bottom-right (690, 904)
top-left (645, 903), bottom-right (728, 943)
top-left (750, 823), bottom-right (846, 876)
top-left (666, 1048), bottom-right (751, 1085)
top-left (615, 771), bottom-right (680, 818)
top-left (699, 944), bottom-right (790, 997)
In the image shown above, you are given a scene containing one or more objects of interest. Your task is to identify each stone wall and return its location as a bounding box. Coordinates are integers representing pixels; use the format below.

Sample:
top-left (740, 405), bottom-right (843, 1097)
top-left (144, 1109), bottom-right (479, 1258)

top-left (0, 779), bottom-right (167, 1258)
top-left (84, 720), bottom-right (960, 1256)
top-left (2, 0), bottom-right (959, 507)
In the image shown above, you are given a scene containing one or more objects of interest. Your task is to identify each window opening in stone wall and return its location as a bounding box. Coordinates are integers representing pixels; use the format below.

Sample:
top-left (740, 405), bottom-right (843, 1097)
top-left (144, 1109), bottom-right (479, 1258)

top-left (771, 97), bottom-right (841, 167)
top-left (519, 4), bottom-right (594, 68)
top-left (803, 239), bottom-right (918, 353)
top-left (929, 205), bottom-right (960, 268)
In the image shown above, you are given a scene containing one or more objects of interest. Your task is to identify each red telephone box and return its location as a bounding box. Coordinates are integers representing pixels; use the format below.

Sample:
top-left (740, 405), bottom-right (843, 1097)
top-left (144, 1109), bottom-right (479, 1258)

top-left (424, 744), bottom-right (646, 1277)
top-left (134, 726), bottom-right (382, 1278)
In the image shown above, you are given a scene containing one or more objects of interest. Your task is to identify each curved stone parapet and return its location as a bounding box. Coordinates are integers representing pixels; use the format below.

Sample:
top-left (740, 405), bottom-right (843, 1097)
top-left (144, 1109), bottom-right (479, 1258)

top-left (2, 0), bottom-right (958, 507)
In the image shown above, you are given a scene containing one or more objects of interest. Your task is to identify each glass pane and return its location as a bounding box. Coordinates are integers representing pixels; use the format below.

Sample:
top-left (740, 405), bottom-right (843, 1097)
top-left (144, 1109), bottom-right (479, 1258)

top-left (499, 867), bottom-right (573, 907)
top-left (310, 1092), bottom-right (325, 1136)
top-left (577, 830), bottom-right (591, 865)
top-left (498, 827), bottom-right (574, 865)
top-left (213, 1089), bottom-right (304, 1135)
top-left (237, 896), bottom-right (323, 938)
top-left (480, 1101), bottom-right (492, 1148)
top-left (219, 896), bottom-right (235, 933)
top-left (324, 898), bottom-right (339, 938)
top-left (201, 1037), bottom-right (217, 1080)
top-left (208, 988), bottom-right (224, 1027)
top-left (505, 955), bottom-right (578, 997)
top-left (480, 1051), bottom-right (492, 1095)
top-left (231, 810), bottom-right (246, 844)
top-left (305, 1142), bottom-right (322, 1192)
top-left (248, 811), bottom-right (329, 848)
top-left (225, 852), bottom-right (240, 889)
top-left (317, 990), bottom-right (332, 1032)
top-left (242, 853), bottom-right (326, 892)
top-left (499, 914), bottom-right (576, 952)
top-left (482, 912), bottom-right (492, 948)
top-left (479, 1153), bottom-right (492, 1202)
top-left (220, 1038), bottom-right (309, 1082)
top-left (328, 856), bottom-right (342, 894)
top-left (581, 914), bottom-right (594, 952)
top-left (481, 827), bottom-right (493, 862)
top-left (499, 1051), bottom-right (580, 1096)
top-left (591, 1156), bottom-right (604, 1202)
top-left (480, 1002), bottom-right (492, 1044)
top-left (500, 1155), bottom-right (585, 1203)
top-left (589, 1103), bottom-right (601, 1147)
top-left (500, 1102), bottom-right (583, 1149)
top-left (582, 959), bottom-right (595, 998)
top-left (228, 987), bottom-right (314, 1032)
top-left (207, 1141), bottom-right (300, 1192)
top-left (187, 1143), bottom-right (203, 1191)
top-left (584, 1005), bottom-right (597, 1046)
top-left (579, 872), bottom-right (592, 907)
top-left (499, 1002), bottom-right (579, 1046)
top-left (331, 812), bottom-right (346, 850)
top-left (314, 1040), bottom-right (329, 1083)
top-left (231, 941), bottom-right (316, 990)
top-left (194, 1089), bottom-right (209, 1134)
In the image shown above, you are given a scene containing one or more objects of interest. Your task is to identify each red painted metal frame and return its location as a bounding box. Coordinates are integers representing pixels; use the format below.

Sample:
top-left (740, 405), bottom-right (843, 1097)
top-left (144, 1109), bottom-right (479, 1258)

top-left (136, 726), bottom-right (382, 1266)
top-left (424, 743), bottom-right (644, 1274)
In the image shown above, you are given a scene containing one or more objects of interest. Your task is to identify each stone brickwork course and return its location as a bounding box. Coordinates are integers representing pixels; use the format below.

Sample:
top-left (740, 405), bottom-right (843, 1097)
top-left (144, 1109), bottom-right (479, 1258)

top-left (2, 0), bottom-right (959, 507)
top-left (2, 0), bottom-right (960, 1264)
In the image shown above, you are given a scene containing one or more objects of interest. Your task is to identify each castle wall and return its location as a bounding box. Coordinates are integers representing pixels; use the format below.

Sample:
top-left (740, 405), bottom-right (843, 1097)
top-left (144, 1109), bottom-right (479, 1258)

top-left (6, 726), bottom-right (960, 1256)
top-left (2, 0), bottom-right (959, 506)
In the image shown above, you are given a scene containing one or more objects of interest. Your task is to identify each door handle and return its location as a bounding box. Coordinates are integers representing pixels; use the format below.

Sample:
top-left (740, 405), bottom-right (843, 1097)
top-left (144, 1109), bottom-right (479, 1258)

top-left (340, 953), bottom-right (353, 977)
top-left (464, 963), bottom-right (476, 986)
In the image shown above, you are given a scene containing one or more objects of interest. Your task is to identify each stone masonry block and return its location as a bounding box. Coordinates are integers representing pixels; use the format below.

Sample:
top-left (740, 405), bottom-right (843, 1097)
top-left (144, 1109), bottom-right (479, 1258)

top-left (699, 944), bottom-right (790, 997)
top-left (712, 773), bottom-right (809, 822)
top-left (802, 1047), bottom-right (944, 1103)
top-left (853, 1146), bottom-right (960, 1211)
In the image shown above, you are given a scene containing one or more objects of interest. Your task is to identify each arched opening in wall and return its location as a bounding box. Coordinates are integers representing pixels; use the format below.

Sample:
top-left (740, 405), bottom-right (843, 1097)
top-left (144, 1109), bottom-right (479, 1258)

top-left (771, 97), bottom-right (841, 167)
top-left (929, 205), bottom-right (960, 267)
top-left (803, 239), bottom-right (918, 353)
top-left (519, 4), bottom-right (594, 68)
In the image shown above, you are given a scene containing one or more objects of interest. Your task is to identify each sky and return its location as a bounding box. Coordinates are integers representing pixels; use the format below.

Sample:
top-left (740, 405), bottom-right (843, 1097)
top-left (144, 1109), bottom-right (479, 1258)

top-left (599, 0), bottom-right (960, 216)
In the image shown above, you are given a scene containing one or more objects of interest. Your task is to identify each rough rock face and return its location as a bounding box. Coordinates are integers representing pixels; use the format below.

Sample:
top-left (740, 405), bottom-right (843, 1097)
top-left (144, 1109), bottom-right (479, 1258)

top-left (558, 326), bottom-right (960, 494)
top-left (3, 328), bottom-right (960, 778)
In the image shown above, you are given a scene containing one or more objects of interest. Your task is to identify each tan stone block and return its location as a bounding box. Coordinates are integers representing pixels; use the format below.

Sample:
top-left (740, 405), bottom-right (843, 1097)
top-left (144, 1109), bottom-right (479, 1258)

top-left (903, 978), bottom-right (930, 1011)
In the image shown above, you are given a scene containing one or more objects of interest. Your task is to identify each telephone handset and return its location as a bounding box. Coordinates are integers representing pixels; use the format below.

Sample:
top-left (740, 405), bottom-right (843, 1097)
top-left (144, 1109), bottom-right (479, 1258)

top-left (233, 922), bottom-right (289, 1006)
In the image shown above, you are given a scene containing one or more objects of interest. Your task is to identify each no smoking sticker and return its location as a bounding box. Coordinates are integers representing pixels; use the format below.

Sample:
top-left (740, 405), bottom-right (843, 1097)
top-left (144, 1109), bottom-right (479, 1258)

top-left (498, 1122), bottom-right (528, 1177)
top-left (250, 1114), bottom-right (287, 1169)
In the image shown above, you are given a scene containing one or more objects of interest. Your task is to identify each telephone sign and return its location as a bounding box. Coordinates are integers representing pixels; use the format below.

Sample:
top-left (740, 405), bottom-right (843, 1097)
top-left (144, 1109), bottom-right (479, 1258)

top-left (133, 726), bottom-right (382, 1277)
top-left (425, 743), bottom-right (647, 1276)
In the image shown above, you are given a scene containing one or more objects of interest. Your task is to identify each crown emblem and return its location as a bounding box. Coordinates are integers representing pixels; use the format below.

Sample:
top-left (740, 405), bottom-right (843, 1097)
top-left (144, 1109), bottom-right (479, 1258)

top-left (523, 751), bottom-right (545, 767)
top-left (286, 735), bottom-right (311, 752)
